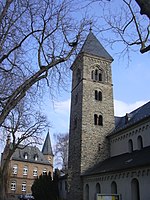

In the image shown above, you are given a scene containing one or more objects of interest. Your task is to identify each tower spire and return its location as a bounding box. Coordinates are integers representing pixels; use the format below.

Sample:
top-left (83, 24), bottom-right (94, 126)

top-left (42, 131), bottom-right (53, 156)
top-left (80, 31), bottom-right (113, 61)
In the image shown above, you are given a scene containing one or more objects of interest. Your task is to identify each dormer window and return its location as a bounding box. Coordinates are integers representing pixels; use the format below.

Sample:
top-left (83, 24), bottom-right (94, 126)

top-left (24, 153), bottom-right (28, 160)
top-left (34, 154), bottom-right (38, 161)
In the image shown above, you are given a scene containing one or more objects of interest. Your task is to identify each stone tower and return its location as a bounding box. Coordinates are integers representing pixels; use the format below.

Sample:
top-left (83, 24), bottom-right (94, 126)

top-left (67, 31), bottom-right (115, 200)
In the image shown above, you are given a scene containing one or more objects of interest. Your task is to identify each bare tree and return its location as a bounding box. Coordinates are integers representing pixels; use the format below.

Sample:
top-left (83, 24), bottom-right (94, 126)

top-left (0, 0), bottom-right (90, 127)
top-left (0, 97), bottom-right (50, 200)
top-left (88, 0), bottom-right (150, 54)
top-left (54, 133), bottom-right (69, 171)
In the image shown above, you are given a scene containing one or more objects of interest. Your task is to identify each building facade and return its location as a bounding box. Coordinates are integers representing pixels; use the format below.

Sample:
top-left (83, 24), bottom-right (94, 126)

top-left (1, 131), bottom-right (53, 199)
top-left (67, 31), bottom-right (150, 200)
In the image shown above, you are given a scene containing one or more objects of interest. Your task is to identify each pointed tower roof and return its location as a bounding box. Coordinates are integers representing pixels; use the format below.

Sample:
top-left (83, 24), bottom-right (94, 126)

top-left (42, 131), bottom-right (53, 156)
top-left (80, 31), bottom-right (113, 61)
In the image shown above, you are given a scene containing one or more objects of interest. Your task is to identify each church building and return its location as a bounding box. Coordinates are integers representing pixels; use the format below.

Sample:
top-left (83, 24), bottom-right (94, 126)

top-left (67, 31), bottom-right (150, 200)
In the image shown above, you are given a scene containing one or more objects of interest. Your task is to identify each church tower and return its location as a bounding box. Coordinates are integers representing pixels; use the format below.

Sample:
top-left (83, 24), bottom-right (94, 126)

top-left (67, 31), bottom-right (115, 200)
top-left (42, 131), bottom-right (54, 171)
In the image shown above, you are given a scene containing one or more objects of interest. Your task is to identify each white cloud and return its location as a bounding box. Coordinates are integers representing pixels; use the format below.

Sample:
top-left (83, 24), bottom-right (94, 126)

top-left (46, 98), bottom-right (148, 134)
top-left (54, 99), bottom-right (71, 115)
top-left (114, 99), bottom-right (148, 117)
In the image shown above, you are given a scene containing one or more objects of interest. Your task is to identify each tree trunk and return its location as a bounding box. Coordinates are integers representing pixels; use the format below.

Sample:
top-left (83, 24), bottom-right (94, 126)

top-left (0, 169), bottom-right (9, 200)
top-left (0, 149), bottom-right (13, 200)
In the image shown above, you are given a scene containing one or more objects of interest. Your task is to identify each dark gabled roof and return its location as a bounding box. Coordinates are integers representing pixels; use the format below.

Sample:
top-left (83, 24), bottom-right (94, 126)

top-left (80, 31), bottom-right (113, 61)
top-left (82, 146), bottom-right (150, 176)
top-left (42, 131), bottom-right (53, 156)
top-left (109, 101), bottom-right (150, 136)
top-left (12, 145), bottom-right (50, 165)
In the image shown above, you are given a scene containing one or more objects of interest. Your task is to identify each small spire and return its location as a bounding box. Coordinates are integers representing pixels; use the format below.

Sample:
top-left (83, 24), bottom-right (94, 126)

top-left (42, 130), bottom-right (53, 156)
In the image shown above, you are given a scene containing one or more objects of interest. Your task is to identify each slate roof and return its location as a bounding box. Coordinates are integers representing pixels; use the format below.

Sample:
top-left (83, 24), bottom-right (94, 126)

top-left (82, 146), bottom-right (150, 176)
top-left (109, 101), bottom-right (150, 136)
top-left (12, 144), bottom-right (50, 165)
top-left (80, 31), bottom-right (113, 61)
top-left (42, 131), bottom-right (53, 156)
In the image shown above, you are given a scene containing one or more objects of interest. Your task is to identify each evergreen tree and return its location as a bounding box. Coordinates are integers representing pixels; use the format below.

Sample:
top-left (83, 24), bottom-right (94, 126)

top-left (31, 171), bottom-right (59, 200)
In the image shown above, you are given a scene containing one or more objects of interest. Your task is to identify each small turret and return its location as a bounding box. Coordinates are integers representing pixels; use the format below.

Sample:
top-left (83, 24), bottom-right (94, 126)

top-left (42, 131), bottom-right (54, 165)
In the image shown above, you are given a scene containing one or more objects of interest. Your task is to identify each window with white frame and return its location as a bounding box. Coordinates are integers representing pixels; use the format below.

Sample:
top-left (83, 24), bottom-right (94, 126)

top-left (12, 164), bottom-right (18, 175)
top-left (43, 168), bottom-right (47, 175)
top-left (22, 182), bottom-right (26, 192)
top-left (11, 181), bottom-right (16, 191)
top-left (23, 166), bottom-right (28, 175)
top-left (33, 167), bottom-right (38, 177)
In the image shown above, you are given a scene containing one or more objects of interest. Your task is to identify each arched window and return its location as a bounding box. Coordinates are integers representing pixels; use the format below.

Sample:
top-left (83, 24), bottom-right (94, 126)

top-left (85, 184), bottom-right (89, 200)
top-left (95, 90), bottom-right (98, 100)
top-left (95, 183), bottom-right (101, 200)
top-left (96, 183), bottom-right (101, 193)
top-left (99, 73), bottom-right (102, 81)
top-left (91, 70), bottom-right (94, 79)
top-left (95, 90), bottom-right (102, 101)
top-left (94, 114), bottom-right (103, 126)
top-left (95, 69), bottom-right (98, 80)
top-left (111, 181), bottom-right (117, 194)
top-left (91, 68), bottom-right (104, 82)
top-left (131, 178), bottom-right (140, 200)
top-left (98, 115), bottom-right (103, 126)
top-left (94, 114), bottom-right (98, 125)
top-left (137, 136), bottom-right (143, 150)
top-left (128, 139), bottom-right (133, 153)
top-left (98, 91), bottom-right (102, 101)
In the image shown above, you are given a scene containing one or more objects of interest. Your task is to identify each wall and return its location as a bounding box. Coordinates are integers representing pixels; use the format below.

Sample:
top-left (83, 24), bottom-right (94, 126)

top-left (110, 120), bottom-right (150, 157)
top-left (83, 167), bottom-right (150, 200)
top-left (8, 159), bottom-right (53, 196)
